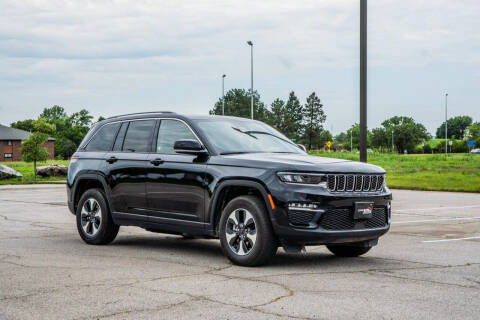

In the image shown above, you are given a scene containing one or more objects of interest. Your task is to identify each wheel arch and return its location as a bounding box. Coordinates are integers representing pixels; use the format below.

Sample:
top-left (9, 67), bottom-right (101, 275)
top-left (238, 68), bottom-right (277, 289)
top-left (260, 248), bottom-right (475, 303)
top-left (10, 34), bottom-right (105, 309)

top-left (72, 174), bottom-right (112, 214)
top-left (208, 179), bottom-right (276, 235)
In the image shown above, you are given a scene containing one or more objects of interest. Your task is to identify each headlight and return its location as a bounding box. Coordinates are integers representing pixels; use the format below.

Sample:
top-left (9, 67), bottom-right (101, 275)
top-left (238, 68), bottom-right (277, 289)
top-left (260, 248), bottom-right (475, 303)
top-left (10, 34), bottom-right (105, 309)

top-left (277, 172), bottom-right (327, 187)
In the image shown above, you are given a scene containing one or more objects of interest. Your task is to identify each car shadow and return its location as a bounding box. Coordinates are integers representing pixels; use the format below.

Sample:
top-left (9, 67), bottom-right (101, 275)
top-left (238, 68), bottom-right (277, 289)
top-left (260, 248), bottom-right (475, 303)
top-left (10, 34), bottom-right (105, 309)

top-left (108, 234), bottom-right (377, 268)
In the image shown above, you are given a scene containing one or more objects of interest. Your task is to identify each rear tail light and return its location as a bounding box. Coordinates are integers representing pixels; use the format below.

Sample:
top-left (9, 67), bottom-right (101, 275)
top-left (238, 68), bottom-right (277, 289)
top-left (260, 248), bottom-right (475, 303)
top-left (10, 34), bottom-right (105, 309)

top-left (70, 156), bottom-right (79, 163)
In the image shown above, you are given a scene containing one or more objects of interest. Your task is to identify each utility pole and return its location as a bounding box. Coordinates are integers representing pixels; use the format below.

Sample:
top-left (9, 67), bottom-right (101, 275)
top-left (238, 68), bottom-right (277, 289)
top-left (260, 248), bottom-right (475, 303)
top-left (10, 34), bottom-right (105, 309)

top-left (247, 41), bottom-right (254, 119)
top-left (445, 93), bottom-right (448, 156)
top-left (359, 0), bottom-right (367, 162)
top-left (222, 74), bottom-right (226, 115)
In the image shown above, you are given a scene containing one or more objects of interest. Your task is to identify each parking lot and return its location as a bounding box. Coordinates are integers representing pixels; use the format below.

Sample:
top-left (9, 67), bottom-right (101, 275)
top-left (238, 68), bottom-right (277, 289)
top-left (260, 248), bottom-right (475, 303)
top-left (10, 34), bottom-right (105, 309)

top-left (0, 185), bottom-right (479, 319)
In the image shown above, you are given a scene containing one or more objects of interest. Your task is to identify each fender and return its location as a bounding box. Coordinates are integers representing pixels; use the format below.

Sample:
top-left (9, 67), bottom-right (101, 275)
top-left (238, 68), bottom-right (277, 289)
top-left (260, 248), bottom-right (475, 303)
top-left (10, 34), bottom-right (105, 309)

top-left (70, 173), bottom-right (114, 215)
top-left (207, 178), bottom-right (277, 231)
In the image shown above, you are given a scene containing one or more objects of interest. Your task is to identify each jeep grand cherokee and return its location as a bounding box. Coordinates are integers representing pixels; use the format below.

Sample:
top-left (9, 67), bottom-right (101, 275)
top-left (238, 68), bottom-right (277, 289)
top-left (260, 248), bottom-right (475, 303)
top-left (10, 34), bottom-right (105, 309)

top-left (67, 112), bottom-right (391, 266)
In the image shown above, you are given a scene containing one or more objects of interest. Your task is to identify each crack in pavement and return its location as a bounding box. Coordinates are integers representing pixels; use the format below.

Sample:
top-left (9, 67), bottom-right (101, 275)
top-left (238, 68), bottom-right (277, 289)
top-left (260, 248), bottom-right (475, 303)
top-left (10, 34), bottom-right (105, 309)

top-left (73, 297), bottom-right (197, 320)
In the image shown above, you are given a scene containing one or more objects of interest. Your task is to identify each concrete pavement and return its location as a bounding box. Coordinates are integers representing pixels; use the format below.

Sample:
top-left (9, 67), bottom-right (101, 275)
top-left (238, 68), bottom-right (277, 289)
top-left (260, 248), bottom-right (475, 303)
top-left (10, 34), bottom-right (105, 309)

top-left (0, 185), bottom-right (479, 319)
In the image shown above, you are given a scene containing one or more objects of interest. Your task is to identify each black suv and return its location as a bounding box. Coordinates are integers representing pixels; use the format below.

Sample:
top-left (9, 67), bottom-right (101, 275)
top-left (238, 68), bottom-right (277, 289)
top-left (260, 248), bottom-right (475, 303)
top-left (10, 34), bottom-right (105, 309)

top-left (67, 112), bottom-right (391, 266)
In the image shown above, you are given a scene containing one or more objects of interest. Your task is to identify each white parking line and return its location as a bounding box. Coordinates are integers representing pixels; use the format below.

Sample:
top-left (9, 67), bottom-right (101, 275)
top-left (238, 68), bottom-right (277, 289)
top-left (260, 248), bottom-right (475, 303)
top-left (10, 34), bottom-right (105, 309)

top-left (393, 217), bottom-right (480, 224)
top-left (423, 235), bottom-right (480, 243)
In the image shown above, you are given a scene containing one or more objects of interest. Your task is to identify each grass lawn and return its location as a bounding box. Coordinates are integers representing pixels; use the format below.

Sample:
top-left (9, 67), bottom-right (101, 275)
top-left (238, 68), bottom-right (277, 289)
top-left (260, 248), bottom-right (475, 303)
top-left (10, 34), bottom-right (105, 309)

top-left (0, 160), bottom-right (70, 185)
top-left (1, 154), bottom-right (479, 192)
top-left (309, 151), bottom-right (480, 193)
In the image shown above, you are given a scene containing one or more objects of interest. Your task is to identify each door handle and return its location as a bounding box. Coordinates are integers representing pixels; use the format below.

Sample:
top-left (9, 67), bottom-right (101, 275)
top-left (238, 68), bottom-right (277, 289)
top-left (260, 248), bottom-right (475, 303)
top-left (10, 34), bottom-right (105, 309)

top-left (106, 156), bottom-right (118, 164)
top-left (150, 158), bottom-right (164, 166)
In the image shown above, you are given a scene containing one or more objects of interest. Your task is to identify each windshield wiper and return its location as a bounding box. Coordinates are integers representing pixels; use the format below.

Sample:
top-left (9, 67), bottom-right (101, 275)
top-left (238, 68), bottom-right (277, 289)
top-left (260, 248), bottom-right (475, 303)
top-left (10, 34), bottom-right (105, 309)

top-left (232, 127), bottom-right (258, 139)
top-left (243, 130), bottom-right (293, 144)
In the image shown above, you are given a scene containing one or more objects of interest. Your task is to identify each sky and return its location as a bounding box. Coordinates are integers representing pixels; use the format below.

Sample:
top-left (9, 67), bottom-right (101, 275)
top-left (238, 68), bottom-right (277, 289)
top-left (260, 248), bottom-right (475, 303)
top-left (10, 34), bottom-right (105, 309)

top-left (1, 0), bottom-right (479, 135)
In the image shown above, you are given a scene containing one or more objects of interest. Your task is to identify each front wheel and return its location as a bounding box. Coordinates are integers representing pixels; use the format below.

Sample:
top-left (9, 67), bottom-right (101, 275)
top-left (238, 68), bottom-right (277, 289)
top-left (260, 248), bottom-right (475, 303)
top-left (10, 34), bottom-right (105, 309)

top-left (219, 196), bottom-right (277, 267)
top-left (326, 244), bottom-right (372, 257)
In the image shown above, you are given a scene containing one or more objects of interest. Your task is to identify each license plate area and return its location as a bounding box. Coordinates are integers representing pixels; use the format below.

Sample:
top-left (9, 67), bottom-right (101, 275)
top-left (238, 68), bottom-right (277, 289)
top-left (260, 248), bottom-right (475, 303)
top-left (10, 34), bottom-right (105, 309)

top-left (354, 202), bottom-right (374, 220)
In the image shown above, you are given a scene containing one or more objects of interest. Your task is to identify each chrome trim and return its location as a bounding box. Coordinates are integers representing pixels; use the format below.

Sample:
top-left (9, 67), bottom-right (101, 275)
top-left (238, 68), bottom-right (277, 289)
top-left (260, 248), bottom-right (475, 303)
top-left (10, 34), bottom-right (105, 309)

top-left (288, 207), bottom-right (325, 213)
top-left (82, 117), bottom-right (207, 153)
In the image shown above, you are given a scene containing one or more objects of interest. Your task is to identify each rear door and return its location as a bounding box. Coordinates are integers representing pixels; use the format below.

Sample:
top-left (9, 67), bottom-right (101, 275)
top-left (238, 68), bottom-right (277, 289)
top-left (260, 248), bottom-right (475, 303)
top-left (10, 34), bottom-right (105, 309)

top-left (104, 119), bottom-right (156, 215)
top-left (145, 119), bottom-right (207, 223)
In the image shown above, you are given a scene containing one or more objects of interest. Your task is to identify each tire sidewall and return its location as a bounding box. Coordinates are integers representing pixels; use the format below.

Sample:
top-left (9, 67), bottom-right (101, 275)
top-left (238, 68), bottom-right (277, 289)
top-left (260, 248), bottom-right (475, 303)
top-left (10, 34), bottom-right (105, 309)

top-left (219, 196), bottom-right (274, 266)
top-left (76, 189), bottom-right (111, 245)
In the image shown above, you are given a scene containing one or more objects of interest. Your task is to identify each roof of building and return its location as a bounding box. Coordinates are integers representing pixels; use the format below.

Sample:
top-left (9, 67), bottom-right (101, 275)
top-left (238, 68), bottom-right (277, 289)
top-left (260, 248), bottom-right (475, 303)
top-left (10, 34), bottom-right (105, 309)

top-left (0, 124), bottom-right (55, 141)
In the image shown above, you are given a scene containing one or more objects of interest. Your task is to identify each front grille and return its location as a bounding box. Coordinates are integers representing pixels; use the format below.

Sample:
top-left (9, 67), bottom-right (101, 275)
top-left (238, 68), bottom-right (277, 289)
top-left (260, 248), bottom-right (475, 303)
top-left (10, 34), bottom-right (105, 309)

top-left (327, 174), bottom-right (385, 193)
top-left (319, 207), bottom-right (387, 230)
top-left (288, 210), bottom-right (317, 227)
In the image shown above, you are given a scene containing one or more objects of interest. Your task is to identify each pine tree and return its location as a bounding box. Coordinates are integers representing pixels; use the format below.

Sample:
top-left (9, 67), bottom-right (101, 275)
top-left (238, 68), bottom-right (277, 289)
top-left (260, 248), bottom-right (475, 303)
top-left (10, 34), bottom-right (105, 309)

top-left (302, 92), bottom-right (326, 150)
top-left (283, 91), bottom-right (303, 141)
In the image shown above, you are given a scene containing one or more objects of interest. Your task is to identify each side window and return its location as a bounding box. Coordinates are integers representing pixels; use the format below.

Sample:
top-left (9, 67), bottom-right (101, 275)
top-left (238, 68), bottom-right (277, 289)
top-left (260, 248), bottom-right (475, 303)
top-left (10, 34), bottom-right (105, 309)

top-left (122, 120), bottom-right (155, 152)
top-left (112, 122), bottom-right (128, 151)
top-left (156, 119), bottom-right (198, 154)
top-left (85, 123), bottom-right (120, 151)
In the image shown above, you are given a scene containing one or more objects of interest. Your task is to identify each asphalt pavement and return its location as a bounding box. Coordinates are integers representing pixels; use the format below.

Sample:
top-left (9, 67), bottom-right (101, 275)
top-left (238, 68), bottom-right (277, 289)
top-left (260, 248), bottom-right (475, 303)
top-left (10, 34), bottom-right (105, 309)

top-left (0, 185), bottom-right (479, 319)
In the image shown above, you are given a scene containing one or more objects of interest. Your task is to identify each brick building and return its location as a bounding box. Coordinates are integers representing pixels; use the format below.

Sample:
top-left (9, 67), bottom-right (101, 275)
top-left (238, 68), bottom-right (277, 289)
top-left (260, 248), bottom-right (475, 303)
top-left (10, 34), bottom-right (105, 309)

top-left (0, 124), bottom-right (55, 162)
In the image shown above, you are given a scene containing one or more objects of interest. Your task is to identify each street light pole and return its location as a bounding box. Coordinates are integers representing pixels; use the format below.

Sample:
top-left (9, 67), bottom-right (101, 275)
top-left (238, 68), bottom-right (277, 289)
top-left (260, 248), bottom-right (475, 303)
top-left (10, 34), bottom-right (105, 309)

top-left (222, 74), bottom-right (226, 115)
top-left (445, 93), bottom-right (448, 156)
top-left (247, 41), bottom-right (254, 119)
top-left (392, 130), bottom-right (394, 153)
top-left (359, 0), bottom-right (368, 162)
top-left (350, 130), bottom-right (353, 152)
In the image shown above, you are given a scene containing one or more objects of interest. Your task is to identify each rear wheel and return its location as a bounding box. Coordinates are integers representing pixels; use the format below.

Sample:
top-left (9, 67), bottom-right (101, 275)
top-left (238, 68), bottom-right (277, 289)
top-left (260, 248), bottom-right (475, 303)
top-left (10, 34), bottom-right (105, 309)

top-left (76, 188), bottom-right (119, 245)
top-left (219, 195), bottom-right (277, 266)
top-left (326, 244), bottom-right (372, 257)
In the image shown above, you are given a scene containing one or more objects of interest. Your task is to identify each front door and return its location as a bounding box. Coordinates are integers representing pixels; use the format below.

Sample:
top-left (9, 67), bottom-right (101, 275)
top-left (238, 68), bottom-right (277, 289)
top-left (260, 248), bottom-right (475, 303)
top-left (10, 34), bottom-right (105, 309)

top-left (145, 119), bottom-right (207, 223)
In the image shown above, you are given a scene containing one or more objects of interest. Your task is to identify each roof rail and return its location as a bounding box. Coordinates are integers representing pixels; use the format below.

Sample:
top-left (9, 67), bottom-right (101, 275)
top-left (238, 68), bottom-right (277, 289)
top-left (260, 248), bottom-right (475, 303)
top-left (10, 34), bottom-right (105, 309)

top-left (106, 111), bottom-right (175, 119)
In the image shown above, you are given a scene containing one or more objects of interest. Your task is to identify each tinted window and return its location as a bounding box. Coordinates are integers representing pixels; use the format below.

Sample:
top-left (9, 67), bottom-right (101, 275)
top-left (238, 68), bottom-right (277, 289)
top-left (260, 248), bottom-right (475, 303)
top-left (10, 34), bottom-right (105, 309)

top-left (112, 122), bottom-right (127, 151)
top-left (85, 123), bottom-right (120, 151)
top-left (122, 120), bottom-right (155, 152)
top-left (157, 120), bottom-right (198, 154)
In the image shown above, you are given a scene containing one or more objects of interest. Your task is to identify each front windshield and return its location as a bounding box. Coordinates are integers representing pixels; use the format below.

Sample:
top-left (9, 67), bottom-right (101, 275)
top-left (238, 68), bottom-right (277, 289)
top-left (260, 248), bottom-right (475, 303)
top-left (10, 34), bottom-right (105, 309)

top-left (194, 118), bottom-right (304, 155)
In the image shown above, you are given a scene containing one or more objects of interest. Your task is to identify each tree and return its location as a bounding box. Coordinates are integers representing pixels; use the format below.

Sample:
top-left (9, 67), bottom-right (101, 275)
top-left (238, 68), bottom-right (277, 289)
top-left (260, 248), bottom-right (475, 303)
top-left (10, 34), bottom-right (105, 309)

top-left (333, 132), bottom-right (347, 147)
top-left (381, 116), bottom-right (430, 153)
top-left (301, 92), bottom-right (326, 150)
top-left (283, 92), bottom-right (303, 140)
top-left (370, 127), bottom-right (389, 152)
top-left (209, 89), bottom-right (272, 124)
top-left (21, 118), bottom-right (56, 182)
top-left (270, 98), bottom-right (286, 133)
top-left (11, 119), bottom-right (35, 132)
top-left (436, 115), bottom-right (472, 139)
top-left (38, 105), bottom-right (94, 158)
top-left (465, 122), bottom-right (480, 146)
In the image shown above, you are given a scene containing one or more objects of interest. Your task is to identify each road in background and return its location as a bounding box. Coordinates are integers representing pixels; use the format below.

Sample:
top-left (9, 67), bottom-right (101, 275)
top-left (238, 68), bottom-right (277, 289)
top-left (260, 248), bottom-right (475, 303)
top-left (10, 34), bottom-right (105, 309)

top-left (1, 185), bottom-right (479, 319)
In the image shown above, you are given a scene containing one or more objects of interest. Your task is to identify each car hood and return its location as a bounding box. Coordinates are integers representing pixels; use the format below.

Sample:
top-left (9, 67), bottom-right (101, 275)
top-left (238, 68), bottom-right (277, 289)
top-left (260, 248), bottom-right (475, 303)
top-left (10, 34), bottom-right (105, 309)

top-left (211, 153), bottom-right (385, 174)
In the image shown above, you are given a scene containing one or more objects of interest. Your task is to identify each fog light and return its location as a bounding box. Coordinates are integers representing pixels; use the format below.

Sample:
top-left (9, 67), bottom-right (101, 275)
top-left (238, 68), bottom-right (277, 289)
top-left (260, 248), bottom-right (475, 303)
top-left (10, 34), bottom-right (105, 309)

top-left (288, 202), bottom-right (319, 209)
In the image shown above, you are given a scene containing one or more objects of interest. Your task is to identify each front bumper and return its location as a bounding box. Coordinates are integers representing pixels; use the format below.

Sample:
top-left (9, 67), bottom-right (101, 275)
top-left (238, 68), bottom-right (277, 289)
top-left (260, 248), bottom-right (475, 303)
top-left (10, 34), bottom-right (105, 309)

top-left (268, 183), bottom-right (392, 246)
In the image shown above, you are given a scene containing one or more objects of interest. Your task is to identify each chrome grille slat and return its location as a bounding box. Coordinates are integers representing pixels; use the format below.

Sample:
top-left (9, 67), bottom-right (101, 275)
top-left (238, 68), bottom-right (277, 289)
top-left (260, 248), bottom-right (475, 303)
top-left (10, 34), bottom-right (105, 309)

top-left (327, 174), bottom-right (385, 193)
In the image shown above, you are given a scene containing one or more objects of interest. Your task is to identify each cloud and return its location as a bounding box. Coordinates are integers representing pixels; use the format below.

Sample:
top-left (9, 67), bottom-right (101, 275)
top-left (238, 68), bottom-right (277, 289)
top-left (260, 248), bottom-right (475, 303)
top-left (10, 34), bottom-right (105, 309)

top-left (0, 0), bottom-right (479, 134)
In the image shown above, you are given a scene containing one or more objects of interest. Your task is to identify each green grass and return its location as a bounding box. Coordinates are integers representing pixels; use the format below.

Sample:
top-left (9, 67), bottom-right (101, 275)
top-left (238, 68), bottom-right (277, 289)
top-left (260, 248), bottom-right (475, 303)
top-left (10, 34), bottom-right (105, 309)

top-left (309, 151), bottom-right (480, 193)
top-left (1, 154), bottom-right (480, 192)
top-left (0, 160), bottom-right (70, 185)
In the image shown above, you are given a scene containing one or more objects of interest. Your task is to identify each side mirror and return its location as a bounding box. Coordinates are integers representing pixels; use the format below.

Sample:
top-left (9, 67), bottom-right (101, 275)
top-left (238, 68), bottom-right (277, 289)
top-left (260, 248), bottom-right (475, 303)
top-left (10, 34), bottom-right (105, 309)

top-left (297, 144), bottom-right (307, 152)
top-left (174, 139), bottom-right (208, 155)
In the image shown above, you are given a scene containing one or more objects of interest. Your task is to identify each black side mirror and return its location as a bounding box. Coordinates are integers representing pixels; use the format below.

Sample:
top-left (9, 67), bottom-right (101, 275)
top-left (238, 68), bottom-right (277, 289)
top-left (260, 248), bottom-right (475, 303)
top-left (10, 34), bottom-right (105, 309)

top-left (297, 144), bottom-right (307, 152)
top-left (174, 139), bottom-right (208, 155)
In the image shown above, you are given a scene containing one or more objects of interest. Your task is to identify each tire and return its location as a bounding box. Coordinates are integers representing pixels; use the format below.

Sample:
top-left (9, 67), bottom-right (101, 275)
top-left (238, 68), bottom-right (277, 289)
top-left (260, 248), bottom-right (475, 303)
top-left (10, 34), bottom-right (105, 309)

top-left (219, 195), bottom-right (277, 266)
top-left (326, 244), bottom-right (372, 257)
top-left (76, 188), bottom-right (119, 245)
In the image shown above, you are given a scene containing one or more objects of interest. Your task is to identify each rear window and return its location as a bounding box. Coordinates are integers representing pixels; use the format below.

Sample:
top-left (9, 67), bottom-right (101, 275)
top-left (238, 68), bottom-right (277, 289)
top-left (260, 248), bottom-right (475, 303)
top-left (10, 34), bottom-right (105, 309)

top-left (85, 123), bottom-right (121, 151)
top-left (122, 120), bottom-right (155, 152)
